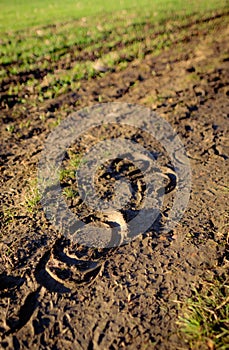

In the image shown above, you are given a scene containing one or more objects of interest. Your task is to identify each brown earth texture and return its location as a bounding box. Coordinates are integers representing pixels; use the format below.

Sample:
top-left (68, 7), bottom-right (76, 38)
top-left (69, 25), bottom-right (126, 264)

top-left (0, 9), bottom-right (229, 350)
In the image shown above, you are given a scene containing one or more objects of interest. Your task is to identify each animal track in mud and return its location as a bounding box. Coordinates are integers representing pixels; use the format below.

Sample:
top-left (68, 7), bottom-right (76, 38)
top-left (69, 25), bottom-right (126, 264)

top-left (34, 238), bottom-right (105, 293)
top-left (36, 163), bottom-right (178, 294)
top-left (0, 274), bottom-right (24, 292)
top-left (5, 288), bottom-right (42, 335)
top-left (0, 164), bottom-right (177, 337)
top-left (0, 273), bottom-right (42, 336)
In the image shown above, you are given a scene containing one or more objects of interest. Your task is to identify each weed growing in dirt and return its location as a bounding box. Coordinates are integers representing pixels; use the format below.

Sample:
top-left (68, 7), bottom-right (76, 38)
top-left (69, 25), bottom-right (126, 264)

top-left (178, 276), bottom-right (229, 350)
top-left (6, 124), bottom-right (15, 133)
top-left (59, 153), bottom-right (85, 182)
top-left (1, 207), bottom-right (16, 228)
top-left (62, 188), bottom-right (78, 199)
top-left (59, 168), bottom-right (75, 182)
top-left (49, 116), bottom-right (62, 128)
top-left (24, 179), bottom-right (41, 212)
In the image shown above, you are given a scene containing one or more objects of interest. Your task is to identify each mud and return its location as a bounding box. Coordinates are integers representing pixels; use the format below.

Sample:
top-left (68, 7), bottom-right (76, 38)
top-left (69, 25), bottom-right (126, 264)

top-left (0, 10), bottom-right (228, 350)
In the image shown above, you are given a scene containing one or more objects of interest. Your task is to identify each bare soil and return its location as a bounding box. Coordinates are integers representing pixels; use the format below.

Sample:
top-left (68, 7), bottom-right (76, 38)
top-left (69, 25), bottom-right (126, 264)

top-left (0, 11), bottom-right (228, 350)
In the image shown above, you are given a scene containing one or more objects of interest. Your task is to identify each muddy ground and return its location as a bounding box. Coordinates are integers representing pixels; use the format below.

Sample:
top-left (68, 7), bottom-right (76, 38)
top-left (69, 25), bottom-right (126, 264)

top-left (0, 11), bottom-right (229, 350)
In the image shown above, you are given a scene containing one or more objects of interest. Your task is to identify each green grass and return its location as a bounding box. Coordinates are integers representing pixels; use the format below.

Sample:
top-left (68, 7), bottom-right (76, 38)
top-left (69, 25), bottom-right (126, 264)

top-left (63, 187), bottom-right (78, 199)
top-left (59, 153), bottom-right (85, 182)
top-left (178, 276), bottom-right (229, 350)
top-left (1, 207), bottom-right (16, 227)
top-left (24, 178), bottom-right (41, 212)
top-left (60, 153), bottom-right (85, 200)
top-left (0, 0), bottom-right (228, 103)
top-left (1, 4), bottom-right (228, 111)
top-left (0, 0), bottom-right (227, 32)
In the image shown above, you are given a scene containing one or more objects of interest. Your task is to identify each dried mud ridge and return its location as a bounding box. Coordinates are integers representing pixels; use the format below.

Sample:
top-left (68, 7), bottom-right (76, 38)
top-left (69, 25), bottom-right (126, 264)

top-left (0, 164), bottom-right (177, 337)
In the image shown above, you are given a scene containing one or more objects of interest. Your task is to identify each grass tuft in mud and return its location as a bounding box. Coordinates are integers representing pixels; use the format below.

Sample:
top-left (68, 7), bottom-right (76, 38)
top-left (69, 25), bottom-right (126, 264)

top-left (179, 274), bottom-right (229, 350)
